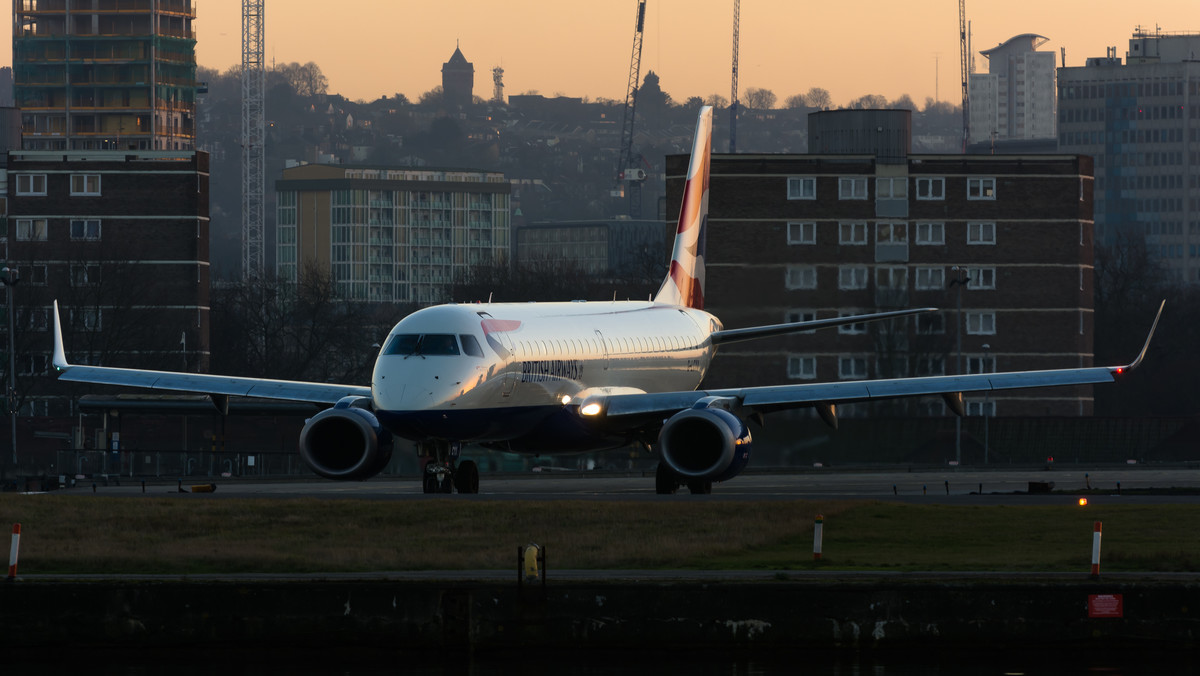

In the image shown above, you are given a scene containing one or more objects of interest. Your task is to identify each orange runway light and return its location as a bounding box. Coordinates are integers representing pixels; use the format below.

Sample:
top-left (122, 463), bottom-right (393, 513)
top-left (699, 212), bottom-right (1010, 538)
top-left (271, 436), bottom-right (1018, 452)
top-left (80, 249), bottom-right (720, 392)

top-left (1078, 497), bottom-right (1089, 506)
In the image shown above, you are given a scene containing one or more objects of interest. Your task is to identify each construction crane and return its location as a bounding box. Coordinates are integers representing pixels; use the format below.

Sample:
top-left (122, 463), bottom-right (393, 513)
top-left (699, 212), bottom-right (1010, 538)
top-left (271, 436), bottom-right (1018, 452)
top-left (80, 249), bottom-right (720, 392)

top-left (730, 0), bottom-right (740, 153)
top-left (959, 0), bottom-right (969, 152)
top-left (242, 0), bottom-right (265, 278)
top-left (614, 0), bottom-right (647, 218)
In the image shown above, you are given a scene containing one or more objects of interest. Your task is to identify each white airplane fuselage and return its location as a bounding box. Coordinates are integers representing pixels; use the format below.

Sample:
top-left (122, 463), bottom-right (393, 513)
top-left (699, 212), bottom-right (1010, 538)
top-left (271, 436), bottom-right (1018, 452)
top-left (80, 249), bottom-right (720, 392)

top-left (371, 301), bottom-right (720, 451)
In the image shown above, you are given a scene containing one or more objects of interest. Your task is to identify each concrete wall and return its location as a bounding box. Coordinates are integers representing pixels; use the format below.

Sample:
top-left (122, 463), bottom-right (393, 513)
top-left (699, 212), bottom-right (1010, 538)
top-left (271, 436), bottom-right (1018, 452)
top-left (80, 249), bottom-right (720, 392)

top-left (1, 578), bottom-right (1197, 651)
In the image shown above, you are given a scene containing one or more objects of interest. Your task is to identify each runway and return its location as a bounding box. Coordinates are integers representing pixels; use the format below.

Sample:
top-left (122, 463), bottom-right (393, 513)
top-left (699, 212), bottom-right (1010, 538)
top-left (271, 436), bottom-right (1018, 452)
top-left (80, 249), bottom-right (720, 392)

top-left (64, 465), bottom-right (1200, 504)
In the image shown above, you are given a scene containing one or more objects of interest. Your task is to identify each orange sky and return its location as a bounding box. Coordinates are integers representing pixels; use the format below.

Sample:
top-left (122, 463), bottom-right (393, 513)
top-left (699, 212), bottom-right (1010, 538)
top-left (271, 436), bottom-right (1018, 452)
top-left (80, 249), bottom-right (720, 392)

top-left (6, 1), bottom-right (1199, 107)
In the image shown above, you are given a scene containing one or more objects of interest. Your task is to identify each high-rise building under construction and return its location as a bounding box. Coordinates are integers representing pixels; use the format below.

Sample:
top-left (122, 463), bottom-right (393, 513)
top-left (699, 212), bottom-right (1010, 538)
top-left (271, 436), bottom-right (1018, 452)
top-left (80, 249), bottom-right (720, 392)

top-left (12, 0), bottom-right (197, 151)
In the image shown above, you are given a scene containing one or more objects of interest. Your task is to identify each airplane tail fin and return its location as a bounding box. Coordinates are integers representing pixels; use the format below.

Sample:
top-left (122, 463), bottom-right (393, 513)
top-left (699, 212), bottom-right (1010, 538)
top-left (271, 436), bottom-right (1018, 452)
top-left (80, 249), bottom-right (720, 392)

top-left (654, 105), bottom-right (712, 310)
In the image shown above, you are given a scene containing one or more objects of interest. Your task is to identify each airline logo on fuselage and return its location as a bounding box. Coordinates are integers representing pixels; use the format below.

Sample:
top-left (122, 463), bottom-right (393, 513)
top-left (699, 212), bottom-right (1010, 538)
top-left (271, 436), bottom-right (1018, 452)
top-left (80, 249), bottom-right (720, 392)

top-left (481, 318), bottom-right (522, 358)
top-left (520, 359), bottom-right (584, 383)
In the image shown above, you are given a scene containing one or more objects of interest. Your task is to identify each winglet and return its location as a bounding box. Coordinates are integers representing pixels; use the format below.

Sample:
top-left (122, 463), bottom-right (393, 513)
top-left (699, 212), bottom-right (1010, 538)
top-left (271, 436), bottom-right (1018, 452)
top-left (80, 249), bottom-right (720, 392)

top-left (1121, 299), bottom-right (1165, 372)
top-left (52, 299), bottom-right (70, 373)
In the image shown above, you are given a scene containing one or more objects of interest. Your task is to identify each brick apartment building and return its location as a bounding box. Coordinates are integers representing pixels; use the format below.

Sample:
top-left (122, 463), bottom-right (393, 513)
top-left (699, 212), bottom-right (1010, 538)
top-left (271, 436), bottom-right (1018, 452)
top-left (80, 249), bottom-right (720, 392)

top-left (665, 110), bottom-right (1095, 417)
top-left (3, 149), bottom-right (210, 420)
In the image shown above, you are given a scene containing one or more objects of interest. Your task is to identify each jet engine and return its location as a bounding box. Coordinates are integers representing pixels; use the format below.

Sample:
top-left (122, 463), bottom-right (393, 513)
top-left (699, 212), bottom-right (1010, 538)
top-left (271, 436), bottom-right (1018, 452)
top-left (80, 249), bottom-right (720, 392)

top-left (658, 405), bottom-right (752, 483)
top-left (299, 398), bottom-right (393, 480)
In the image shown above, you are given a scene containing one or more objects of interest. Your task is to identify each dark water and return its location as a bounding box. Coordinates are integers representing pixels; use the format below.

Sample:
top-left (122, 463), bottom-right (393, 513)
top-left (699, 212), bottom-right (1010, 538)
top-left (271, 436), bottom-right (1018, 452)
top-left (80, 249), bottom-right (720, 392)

top-left (14, 649), bottom-right (1199, 676)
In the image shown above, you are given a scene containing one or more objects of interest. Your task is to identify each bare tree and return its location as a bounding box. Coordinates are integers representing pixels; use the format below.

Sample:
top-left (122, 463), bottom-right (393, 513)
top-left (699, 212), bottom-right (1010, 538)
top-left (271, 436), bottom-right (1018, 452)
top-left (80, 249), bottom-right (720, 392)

top-left (804, 87), bottom-right (832, 109)
top-left (848, 94), bottom-right (888, 109)
top-left (704, 94), bottom-right (729, 109)
top-left (784, 93), bottom-right (808, 109)
top-left (273, 61), bottom-right (328, 98)
top-left (742, 87), bottom-right (777, 110)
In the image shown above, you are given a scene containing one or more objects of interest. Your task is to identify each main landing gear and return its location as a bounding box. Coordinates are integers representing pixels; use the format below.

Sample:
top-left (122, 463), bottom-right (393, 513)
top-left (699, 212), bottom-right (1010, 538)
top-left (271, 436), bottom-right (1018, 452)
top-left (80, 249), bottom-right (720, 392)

top-left (655, 462), bottom-right (712, 495)
top-left (419, 440), bottom-right (480, 494)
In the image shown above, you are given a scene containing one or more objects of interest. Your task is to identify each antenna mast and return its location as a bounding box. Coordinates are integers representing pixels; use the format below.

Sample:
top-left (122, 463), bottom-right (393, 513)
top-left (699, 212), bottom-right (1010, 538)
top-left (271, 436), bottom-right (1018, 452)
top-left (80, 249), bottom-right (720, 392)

top-left (242, 0), bottom-right (266, 278)
top-left (730, 0), bottom-right (740, 153)
top-left (959, 0), bottom-right (969, 151)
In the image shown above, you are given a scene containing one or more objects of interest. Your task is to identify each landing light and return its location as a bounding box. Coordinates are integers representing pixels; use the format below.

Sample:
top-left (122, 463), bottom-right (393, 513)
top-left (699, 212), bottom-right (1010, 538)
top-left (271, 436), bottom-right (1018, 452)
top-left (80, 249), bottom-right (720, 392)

top-left (560, 395), bottom-right (571, 405)
top-left (1078, 498), bottom-right (1088, 507)
top-left (580, 402), bottom-right (602, 416)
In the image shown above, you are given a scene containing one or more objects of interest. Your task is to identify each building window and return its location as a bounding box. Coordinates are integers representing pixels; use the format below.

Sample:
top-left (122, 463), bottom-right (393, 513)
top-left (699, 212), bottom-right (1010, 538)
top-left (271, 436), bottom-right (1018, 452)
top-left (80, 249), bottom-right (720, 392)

top-left (839, 177), bottom-right (868, 200)
top-left (915, 266), bottom-right (945, 290)
top-left (786, 264), bottom-right (817, 289)
top-left (787, 177), bottom-right (816, 200)
top-left (967, 222), bottom-right (996, 245)
top-left (876, 222), bottom-right (907, 244)
top-left (786, 309), bottom-right (817, 334)
top-left (70, 264), bottom-right (101, 287)
top-left (967, 177), bottom-right (996, 200)
top-left (16, 174), bottom-right (47, 196)
top-left (838, 310), bottom-right (868, 334)
top-left (71, 308), bottom-right (102, 331)
top-left (917, 313), bottom-right (945, 334)
top-left (787, 221), bottom-right (816, 245)
top-left (70, 174), bottom-right (101, 196)
top-left (20, 265), bottom-right (47, 286)
top-left (70, 219), bottom-right (102, 241)
top-left (916, 356), bottom-right (945, 376)
top-left (18, 354), bottom-right (47, 376)
top-left (15, 219), bottom-right (47, 241)
top-left (788, 355), bottom-right (816, 380)
top-left (839, 356), bottom-right (868, 379)
top-left (915, 177), bottom-right (945, 200)
top-left (26, 307), bottom-right (48, 332)
top-left (967, 354), bottom-right (997, 374)
top-left (875, 266), bottom-right (908, 290)
top-left (838, 265), bottom-right (868, 290)
top-left (839, 222), bottom-right (868, 245)
top-left (971, 267), bottom-right (996, 290)
top-left (966, 311), bottom-right (996, 335)
top-left (876, 177), bottom-right (907, 199)
top-left (916, 222), bottom-right (945, 245)
top-left (966, 400), bottom-right (996, 416)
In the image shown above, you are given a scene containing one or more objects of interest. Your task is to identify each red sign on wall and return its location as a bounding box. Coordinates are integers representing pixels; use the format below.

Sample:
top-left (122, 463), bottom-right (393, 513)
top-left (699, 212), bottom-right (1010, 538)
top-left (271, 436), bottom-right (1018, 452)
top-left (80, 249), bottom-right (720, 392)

top-left (1088, 594), bottom-right (1124, 618)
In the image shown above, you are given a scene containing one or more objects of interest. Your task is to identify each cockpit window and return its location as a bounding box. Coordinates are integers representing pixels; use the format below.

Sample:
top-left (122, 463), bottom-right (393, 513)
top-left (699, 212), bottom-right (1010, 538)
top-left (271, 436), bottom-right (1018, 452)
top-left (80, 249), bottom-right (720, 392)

top-left (382, 333), bottom-right (461, 356)
top-left (460, 334), bottom-right (484, 358)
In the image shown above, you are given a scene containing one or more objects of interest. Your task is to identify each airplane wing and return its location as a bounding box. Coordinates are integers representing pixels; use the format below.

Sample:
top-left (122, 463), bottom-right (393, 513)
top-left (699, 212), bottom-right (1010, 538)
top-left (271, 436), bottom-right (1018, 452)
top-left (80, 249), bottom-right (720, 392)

top-left (711, 307), bottom-right (936, 345)
top-left (586, 301), bottom-right (1164, 428)
top-left (51, 301), bottom-right (371, 406)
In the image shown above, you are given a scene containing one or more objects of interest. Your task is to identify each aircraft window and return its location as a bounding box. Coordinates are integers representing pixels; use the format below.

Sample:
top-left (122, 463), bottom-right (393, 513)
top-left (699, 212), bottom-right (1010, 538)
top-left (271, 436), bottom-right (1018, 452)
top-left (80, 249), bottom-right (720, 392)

top-left (459, 334), bottom-right (484, 358)
top-left (383, 334), bottom-right (420, 355)
top-left (382, 334), bottom-right (460, 356)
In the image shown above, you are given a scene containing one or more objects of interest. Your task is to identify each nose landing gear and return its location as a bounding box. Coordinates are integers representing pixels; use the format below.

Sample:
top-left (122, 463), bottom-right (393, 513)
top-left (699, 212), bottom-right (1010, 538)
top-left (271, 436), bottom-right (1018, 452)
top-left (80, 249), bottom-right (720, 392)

top-left (419, 440), bottom-right (480, 494)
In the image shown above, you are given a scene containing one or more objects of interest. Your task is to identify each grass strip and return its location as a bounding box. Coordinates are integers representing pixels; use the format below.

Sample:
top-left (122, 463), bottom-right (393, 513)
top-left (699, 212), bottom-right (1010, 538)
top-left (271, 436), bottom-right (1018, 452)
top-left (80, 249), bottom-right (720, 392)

top-left (0, 495), bottom-right (1197, 574)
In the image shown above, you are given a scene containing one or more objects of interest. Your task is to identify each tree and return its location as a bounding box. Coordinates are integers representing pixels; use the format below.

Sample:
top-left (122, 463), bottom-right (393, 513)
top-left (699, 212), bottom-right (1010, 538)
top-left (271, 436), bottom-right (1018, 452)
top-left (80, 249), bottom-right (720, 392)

top-left (209, 264), bottom-right (408, 384)
top-left (419, 86), bottom-right (444, 106)
top-left (784, 93), bottom-right (808, 109)
top-left (890, 94), bottom-right (918, 111)
top-left (742, 87), bottom-right (776, 110)
top-left (274, 61), bottom-right (328, 98)
top-left (704, 94), bottom-right (729, 109)
top-left (848, 94), bottom-right (888, 109)
top-left (804, 87), bottom-right (832, 109)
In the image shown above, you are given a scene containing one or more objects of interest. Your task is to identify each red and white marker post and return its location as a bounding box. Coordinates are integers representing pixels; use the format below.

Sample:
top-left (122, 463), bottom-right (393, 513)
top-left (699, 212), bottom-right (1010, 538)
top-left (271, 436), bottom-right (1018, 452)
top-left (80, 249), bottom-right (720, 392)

top-left (813, 514), bottom-right (824, 560)
top-left (7, 523), bottom-right (20, 580)
top-left (1090, 521), bottom-right (1102, 577)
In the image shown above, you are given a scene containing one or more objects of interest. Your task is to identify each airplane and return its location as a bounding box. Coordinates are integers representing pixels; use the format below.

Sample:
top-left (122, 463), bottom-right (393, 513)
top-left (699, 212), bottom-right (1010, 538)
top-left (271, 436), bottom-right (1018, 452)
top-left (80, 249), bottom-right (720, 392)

top-left (51, 106), bottom-right (1162, 495)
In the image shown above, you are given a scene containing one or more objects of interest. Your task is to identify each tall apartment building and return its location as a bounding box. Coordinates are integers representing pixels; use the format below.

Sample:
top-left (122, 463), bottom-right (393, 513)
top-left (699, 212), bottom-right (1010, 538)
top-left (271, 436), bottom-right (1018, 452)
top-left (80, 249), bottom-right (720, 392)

top-left (275, 164), bottom-right (511, 304)
top-left (667, 110), bottom-right (1095, 417)
top-left (1057, 30), bottom-right (1200, 281)
top-left (3, 149), bottom-right (210, 416)
top-left (969, 34), bottom-right (1057, 145)
top-left (12, 0), bottom-right (197, 151)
